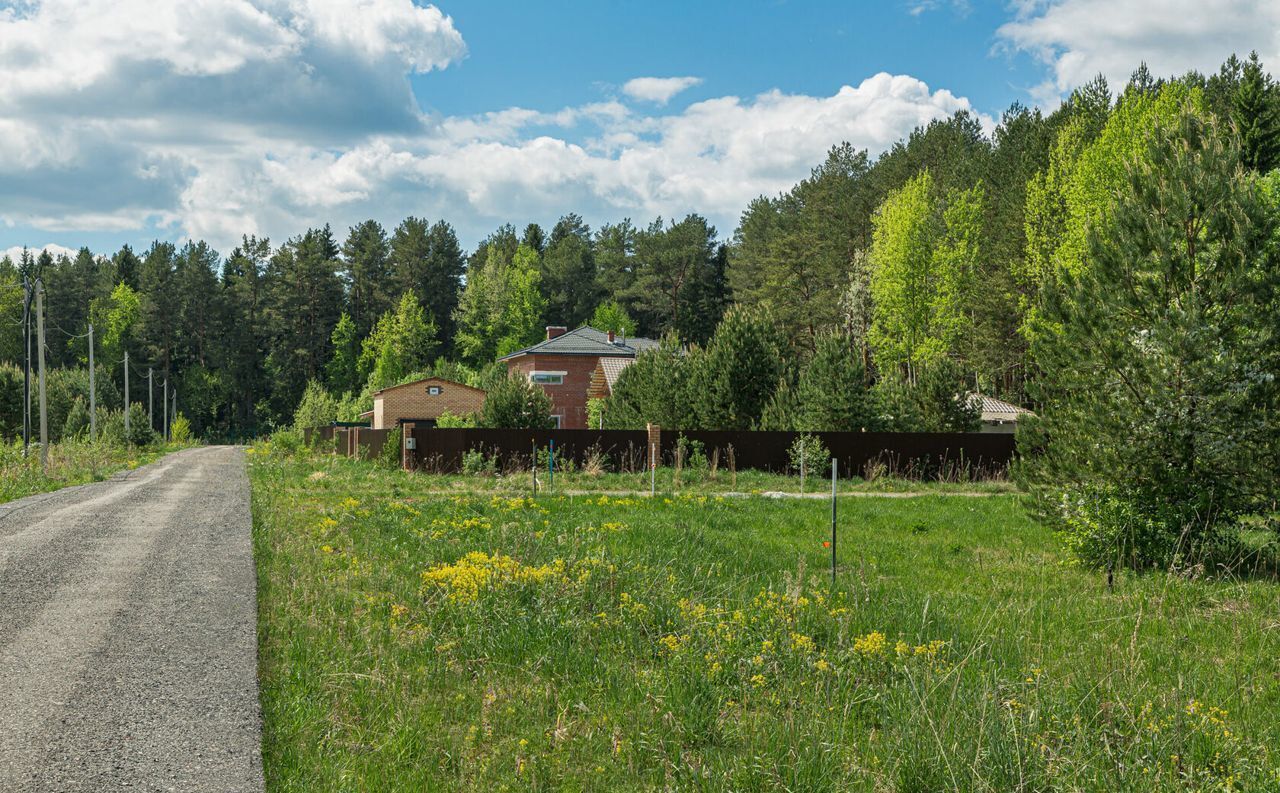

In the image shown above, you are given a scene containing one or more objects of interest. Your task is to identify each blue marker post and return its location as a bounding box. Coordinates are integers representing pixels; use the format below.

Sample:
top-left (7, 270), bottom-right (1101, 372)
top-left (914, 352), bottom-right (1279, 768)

top-left (549, 438), bottom-right (555, 490)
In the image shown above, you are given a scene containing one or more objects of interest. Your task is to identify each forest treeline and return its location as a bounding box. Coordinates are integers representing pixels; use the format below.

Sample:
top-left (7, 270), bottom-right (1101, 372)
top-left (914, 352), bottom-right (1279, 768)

top-left (2, 53), bottom-right (1279, 442)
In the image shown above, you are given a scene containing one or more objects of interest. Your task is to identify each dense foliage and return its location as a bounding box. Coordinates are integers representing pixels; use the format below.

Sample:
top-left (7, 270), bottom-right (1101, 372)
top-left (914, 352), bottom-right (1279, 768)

top-left (3, 55), bottom-right (1280, 453)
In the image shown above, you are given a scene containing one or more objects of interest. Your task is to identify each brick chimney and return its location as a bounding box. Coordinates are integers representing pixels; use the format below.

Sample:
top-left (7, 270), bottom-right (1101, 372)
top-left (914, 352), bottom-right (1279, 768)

top-left (607, 330), bottom-right (615, 344)
top-left (546, 325), bottom-right (568, 340)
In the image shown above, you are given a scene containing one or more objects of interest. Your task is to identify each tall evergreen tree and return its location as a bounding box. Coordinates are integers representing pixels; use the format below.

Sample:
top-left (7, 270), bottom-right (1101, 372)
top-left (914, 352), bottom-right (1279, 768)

top-left (341, 220), bottom-right (392, 338)
top-left (1233, 51), bottom-right (1280, 173)
top-left (541, 213), bottom-right (599, 327)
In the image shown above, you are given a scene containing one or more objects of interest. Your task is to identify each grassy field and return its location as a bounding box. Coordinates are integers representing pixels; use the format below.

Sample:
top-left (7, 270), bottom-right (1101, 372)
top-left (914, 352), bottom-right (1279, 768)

top-left (0, 438), bottom-right (186, 504)
top-left (250, 449), bottom-right (1280, 792)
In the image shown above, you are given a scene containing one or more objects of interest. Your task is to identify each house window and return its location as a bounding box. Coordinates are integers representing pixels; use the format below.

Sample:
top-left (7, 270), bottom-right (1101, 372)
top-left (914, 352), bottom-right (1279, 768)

top-left (530, 372), bottom-right (565, 385)
top-left (550, 414), bottom-right (562, 428)
top-left (427, 386), bottom-right (442, 396)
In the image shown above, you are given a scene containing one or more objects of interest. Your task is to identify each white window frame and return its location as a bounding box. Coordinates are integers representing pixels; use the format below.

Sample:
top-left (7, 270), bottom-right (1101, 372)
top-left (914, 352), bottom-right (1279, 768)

top-left (529, 371), bottom-right (566, 385)
top-left (550, 414), bottom-right (562, 428)
top-left (427, 386), bottom-right (442, 396)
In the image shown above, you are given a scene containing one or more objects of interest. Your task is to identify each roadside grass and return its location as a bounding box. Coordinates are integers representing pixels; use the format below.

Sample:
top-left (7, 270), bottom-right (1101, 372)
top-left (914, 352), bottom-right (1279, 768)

top-left (0, 438), bottom-right (187, 504)
top-left (250, 449), bottom-right (1280, 791)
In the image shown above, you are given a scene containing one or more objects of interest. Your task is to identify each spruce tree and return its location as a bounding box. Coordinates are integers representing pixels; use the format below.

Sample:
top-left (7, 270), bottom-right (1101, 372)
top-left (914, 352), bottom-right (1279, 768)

top-left (1233, 52), bottom-right (1280, 173)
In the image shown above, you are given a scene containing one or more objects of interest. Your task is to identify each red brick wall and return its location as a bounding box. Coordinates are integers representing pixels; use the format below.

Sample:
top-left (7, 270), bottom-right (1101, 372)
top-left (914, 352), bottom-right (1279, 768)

top-left (506, 354), bottom-right (607, 429)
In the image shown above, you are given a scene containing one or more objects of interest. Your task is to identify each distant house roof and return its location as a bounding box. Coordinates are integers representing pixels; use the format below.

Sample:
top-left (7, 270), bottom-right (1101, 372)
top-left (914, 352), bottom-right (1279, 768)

top-left (968, 394), bottom-right (1034, 423)
top-left (588, 357), bottom-right (635, 399)
top-left (499, 326), bottom-right (659, 361)
top-left (372, 376), bottom-right (485, 398)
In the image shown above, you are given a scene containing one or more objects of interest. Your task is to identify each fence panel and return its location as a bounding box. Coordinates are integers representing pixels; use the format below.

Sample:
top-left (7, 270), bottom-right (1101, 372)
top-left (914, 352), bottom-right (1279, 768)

top-left (400, 427), bottom-right (1016, 478)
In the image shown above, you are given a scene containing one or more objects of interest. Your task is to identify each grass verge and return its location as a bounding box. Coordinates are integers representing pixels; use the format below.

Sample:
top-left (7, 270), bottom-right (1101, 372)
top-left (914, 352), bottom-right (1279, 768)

top-left (251, 450), bottom-right (1280, 791)
top-left (0, 438), bottom-right (188, 504)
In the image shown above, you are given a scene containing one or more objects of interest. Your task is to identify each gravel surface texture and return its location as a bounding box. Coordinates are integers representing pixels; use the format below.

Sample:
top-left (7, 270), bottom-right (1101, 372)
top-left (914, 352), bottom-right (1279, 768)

top-left (0, 446), bottom-right (264, 792)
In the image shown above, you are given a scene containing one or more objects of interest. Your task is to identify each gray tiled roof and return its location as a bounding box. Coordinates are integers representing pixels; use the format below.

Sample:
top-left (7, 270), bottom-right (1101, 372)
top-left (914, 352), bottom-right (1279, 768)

top-left (499, 326), bottom-right (659, 360)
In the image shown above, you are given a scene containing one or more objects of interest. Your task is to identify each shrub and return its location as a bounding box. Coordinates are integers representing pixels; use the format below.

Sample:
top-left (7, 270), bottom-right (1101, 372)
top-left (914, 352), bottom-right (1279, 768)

top-left (62, 398), bottom-right (90, 439)
top-left (462, 448), bottom-right (497, 476)
top-left (124, 404), bottom-right (157, 447)
top-left (436, 410), bottom-right (477, 428)
top-left (170, 413), bottom-right (193, 444)
top-left (270, 429), bottom-right (304, 457)
top-left (378, 428), bottom-right (402, 470)
top-left (788, 434), bottom-right (831, 477)
top-left (479, 374), bottom-right (554, 429)
top-left (293, 380), bottom-right (339, 432)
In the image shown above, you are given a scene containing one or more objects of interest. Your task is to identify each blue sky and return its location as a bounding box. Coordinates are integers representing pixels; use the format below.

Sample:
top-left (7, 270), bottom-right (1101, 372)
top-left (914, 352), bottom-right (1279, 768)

top-left (1, 0), bottom-right (1275, 261)
top-left (417, 1), bottom-right (1029, 119)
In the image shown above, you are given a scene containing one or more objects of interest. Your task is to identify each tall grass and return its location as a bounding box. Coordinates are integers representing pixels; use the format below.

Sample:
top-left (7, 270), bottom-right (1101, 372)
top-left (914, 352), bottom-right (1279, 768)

top-left (0, 437), bottom-right (185, 504)
top-left (250, 448), bottom-right (1280, 791)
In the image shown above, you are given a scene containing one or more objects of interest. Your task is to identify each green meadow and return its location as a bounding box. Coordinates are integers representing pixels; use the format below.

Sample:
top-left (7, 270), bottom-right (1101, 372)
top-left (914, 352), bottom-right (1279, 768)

top-left (250, 448), bottom-right (1280, 792)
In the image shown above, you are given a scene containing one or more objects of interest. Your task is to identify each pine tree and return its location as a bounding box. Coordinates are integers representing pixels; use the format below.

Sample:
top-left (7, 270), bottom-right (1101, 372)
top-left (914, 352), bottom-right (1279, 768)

top-left (794, 333), bottom-right (875, 431)
top-left (691, 306), bottom-right (785, 430)
top-left (1022, 109), bottom-right (1280, 567)
top-left (342, 220), bottom-right (391, 338)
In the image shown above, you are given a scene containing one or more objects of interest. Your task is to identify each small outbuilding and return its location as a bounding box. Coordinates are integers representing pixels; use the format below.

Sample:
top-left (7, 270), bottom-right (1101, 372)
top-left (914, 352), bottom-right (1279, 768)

top-left (968, 394), bottom-right (1034, 434)
top-left (371, 377), bottom-right (485, 429)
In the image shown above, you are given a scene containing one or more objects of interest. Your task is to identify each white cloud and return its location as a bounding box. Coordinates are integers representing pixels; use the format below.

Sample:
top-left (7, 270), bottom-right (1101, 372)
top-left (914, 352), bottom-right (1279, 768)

top-left (907, 0), bottom-right (971, 18)
top-left (0, 1), bottom-right (986, 252)
top-left (997, 0), bottom-right (1280, 103)
top-left (622, 76), bottom-right (703, 105)
top-left (172, 72), bottom-right (987, 245)
top-left (2, 244), bottom-right (79, 263)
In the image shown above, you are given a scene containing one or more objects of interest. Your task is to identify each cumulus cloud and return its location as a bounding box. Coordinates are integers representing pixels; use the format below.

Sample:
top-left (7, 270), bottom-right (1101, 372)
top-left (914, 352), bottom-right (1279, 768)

top-left (2, 244), bottom-right (79, 263)
top-left (621, 76), bottom-right (704, 104)
top-left (997, 0), bottom-right (1280, 103)
top-left (174, 72), bottom-right (986, 246)
top-left (0, 0), bottom-right (986, 252)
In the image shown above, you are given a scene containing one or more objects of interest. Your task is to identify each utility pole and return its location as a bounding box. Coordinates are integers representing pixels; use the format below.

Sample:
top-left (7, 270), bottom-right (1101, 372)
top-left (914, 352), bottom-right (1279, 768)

top-left (148, 368), bottom-right (153, 430)
top-left (88, 323), bottom-right (96, 441)
top-left (36, 280), bottom-right (48, 471)
top-left (163, 376), bottom-right (168, 442)
top-left (124, 351), bottom-right (130, 438)
top-left (22, 276), bottom-right (31, 457)
top-left (172, 388), bottom-right (177, 437)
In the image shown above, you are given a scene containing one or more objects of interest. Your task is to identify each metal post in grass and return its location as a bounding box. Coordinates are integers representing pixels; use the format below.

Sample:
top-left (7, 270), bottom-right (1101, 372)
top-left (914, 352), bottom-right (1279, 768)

top-left (549, 438), bottom-right (555, 490)
top-left (830, 458), bottom-right (838, 587)
top-left (800, 442), bottom-right (805, 494)
top-left (531, 439), bottom-right (537, 497)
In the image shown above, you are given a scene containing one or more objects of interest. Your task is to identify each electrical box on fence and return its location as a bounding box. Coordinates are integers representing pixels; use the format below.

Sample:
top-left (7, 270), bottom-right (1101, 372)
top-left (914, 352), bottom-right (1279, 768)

top-left (404, 437), bottom-right (417, 450)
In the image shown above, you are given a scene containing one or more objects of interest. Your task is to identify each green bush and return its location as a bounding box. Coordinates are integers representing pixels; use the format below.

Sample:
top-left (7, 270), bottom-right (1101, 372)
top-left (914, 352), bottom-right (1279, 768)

top-left (787, 434), bottom-right (831, 477)
top-left (270, 429), bottom-right (304, 456)
top-left (125, 404), bottom-right (158, 447)
top-left (378, 428), bottom-right (402, 470)
top-left (462, 448), bottom-right (497, 476)
top-left (62, 398), bottom-right (90, 439)
top-left (170, 413), bottom-right (192, 444)
top-left (479, 374), bottom-right (554, 429)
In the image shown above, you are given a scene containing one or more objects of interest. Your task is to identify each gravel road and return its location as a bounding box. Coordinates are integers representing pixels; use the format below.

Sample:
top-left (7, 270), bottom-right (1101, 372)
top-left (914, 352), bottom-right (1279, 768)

top-left (0, 446), bottom-right (264, 792)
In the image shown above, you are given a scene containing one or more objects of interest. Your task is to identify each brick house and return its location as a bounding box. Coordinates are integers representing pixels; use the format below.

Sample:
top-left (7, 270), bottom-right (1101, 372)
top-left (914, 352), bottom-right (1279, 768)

top-left (501, 326), bottom-right (657, 428)
top-left (371, 377), bottom-right (486, 429)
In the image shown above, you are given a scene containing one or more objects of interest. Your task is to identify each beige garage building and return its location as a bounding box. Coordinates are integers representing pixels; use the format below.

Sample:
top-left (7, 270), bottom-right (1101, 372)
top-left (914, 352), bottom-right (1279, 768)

top-left (371, 377), bottom-right (486, 429)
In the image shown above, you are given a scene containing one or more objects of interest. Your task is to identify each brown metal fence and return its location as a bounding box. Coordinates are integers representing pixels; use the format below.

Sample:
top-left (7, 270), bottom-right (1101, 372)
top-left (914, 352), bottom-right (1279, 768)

top-left (306, 425), bottom-right (391, 461)
top-left (400, 426), bottom-right (1016, 479)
